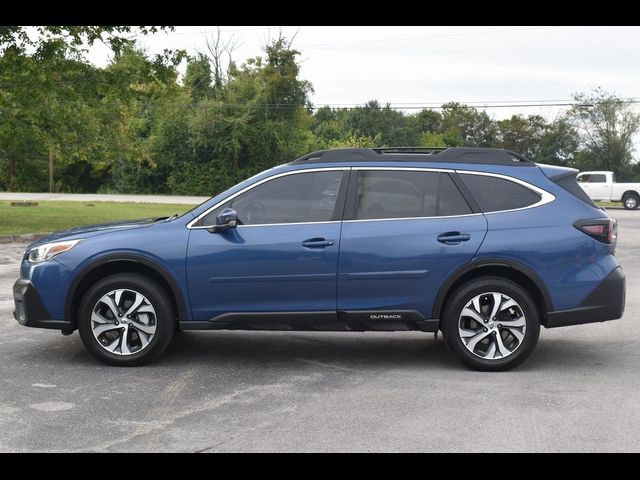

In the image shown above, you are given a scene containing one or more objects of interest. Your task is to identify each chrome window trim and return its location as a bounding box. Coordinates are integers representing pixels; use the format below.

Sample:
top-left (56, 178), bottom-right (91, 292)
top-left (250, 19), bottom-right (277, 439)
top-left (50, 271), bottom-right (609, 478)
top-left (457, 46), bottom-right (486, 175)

top-left (236, 221), bottom-right (342, 228)
top-left (188, 166), bottom-right (555, 229)
top-left (187, 167), bottom-right (349, 229)
top-left (351, 166), bottom-right (454, 173)
top-left (343, 213), bottom-right (484, 223)
top-left (454, 170), bottom-right (556, 214)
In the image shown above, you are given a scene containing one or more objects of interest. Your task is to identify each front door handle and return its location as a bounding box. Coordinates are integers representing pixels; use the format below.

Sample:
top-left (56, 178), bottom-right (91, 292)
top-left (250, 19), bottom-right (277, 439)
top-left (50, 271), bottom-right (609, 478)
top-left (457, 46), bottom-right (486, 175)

top-left (302, 238), bottom-right (335, 249)
top-left (437, 232), bottom-right (471, 245)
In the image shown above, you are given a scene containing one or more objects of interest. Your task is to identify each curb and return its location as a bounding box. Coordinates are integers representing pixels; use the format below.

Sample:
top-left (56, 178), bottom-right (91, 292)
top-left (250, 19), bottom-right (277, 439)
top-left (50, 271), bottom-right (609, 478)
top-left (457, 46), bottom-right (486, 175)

top-left (0, 233), bottom-right (50, 244)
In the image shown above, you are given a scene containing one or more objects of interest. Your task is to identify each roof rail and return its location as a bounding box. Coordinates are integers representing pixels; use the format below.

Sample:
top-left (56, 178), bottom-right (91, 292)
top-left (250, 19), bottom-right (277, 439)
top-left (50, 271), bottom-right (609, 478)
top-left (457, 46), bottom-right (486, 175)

top-left (371, 147), bottom-right (449, 154)
top-left (294, 150), bottom-right (328, 162)
top-left (292, 148), bottom-right (382, 164)
top-left (290, 147), bottom-right (534, 166)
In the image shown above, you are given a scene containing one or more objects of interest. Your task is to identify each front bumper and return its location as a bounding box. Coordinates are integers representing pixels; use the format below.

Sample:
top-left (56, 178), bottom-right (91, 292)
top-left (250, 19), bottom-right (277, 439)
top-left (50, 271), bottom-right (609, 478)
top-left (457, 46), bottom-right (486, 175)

top-left (545, 266), bottom-right (625, 328)
top-left (13, 279), bottom-right (72, 331)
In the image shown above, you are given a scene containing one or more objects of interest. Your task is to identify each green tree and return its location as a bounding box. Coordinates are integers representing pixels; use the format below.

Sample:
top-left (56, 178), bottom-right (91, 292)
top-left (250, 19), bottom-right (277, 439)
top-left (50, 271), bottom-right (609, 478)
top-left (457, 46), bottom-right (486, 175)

top-left (408, 109), bottom-right (442, 142)
top-left (184, 54), bottom-right (213, 101)
top-left (494, 114), bottom-right (579, 165)
top-left (441, 102), bottom-right (497, 147)
top-left (146, 36), bottom-right (315, 196)
top-left (342, 101), bottom-right (417, 146)
top-left (419, 132), bottom-right (448, 147)
top-left (567, 88), bottom-right (640, 177)
top-left (0, 26), bottom-right (177, 193)
top-left (104, 47), bottom-right (185, 193)
top-left (537, 119), bottom-right (579, 165)
top-left (496, 115), bottom-right (546, 158)
top-left (0, 26), bottom-right (172, 55)
top-left (0, 41), bottom-right (104, 192)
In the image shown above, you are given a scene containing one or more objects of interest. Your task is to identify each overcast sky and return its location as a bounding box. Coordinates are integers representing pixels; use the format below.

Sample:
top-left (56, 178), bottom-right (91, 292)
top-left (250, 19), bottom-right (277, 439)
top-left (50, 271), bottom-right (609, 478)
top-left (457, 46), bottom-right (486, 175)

top-left (87, 25), bottom-right (640, 121)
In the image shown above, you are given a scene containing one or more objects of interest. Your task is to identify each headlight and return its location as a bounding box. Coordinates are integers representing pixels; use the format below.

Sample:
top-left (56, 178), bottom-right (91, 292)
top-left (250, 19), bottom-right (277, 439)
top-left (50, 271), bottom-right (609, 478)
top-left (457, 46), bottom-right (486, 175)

top-left (28, 239), bottom-right (82, 263)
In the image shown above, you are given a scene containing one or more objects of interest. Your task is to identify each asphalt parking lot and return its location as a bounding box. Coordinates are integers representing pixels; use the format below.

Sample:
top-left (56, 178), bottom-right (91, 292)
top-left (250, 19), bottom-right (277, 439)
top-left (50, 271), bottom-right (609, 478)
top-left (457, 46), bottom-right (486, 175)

top-left (1, 209), bottom-right (639, 452)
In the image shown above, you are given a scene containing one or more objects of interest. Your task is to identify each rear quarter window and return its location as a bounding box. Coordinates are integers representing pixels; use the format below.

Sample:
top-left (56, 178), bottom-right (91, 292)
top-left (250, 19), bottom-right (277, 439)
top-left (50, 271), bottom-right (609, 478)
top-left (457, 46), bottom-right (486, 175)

top-left (459, 174), bottom-right (541, 213)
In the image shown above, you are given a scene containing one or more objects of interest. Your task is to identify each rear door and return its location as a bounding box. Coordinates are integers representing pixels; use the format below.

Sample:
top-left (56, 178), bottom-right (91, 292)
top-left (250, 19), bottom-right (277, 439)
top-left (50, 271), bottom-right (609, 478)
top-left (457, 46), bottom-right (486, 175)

top-left (337, 168), bottom-right (487, 325)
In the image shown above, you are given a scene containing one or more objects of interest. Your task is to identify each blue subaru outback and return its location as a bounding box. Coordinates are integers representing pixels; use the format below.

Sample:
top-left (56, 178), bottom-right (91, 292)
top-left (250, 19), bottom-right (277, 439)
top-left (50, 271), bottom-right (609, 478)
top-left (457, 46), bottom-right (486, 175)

top-left (12, 147), bottom-right (625, 370)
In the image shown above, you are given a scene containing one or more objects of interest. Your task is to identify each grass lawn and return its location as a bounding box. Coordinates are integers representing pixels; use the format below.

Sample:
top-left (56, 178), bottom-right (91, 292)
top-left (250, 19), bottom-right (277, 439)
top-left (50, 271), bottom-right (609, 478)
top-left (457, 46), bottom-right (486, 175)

top-left (0, 201), bottom-right (198, 235)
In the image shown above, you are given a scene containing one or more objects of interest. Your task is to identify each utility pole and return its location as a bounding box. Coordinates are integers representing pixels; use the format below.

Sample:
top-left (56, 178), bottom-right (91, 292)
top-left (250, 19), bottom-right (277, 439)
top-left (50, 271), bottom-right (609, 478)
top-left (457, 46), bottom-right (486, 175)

top-left (49, 146), bottom-right (54, 193)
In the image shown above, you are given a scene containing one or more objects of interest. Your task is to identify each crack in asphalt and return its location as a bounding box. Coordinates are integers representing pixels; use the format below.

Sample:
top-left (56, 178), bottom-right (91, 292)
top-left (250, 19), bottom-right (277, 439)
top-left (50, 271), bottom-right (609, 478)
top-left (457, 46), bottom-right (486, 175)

top-left (89, 382), bottom-right (296, 452)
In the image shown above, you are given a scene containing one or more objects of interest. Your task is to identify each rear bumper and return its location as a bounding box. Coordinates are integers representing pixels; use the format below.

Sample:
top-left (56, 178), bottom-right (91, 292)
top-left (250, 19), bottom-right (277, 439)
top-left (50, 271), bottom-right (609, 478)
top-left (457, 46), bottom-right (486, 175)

top-left (545, 266), bottom-right (625, 328)
top-left (13, 279), bottom-right (72, 331)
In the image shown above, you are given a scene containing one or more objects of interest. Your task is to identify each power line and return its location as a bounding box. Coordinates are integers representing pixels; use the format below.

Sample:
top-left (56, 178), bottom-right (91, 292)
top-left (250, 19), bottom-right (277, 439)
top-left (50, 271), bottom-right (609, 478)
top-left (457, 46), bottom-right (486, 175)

top-left (142, 99), bottom-right (640, 110)
top-left (133, 26), bottom-right (565, 48)
top-left (295, 26), bottom-right (563, 48)
top-left (3, 101), bottom-right (639, 111)
top-left (3, 79), bottom-right (638, 108)
top-left (309, 99), bottom-right (640, 109)
top-left (3, 80), bottom-right (638, 109)
top-left (113, 99), bottom-right (640, 110)
top-left (133, 26), bottom-right (302, 37)
top-left (2, 81), bottom-right (639, 111)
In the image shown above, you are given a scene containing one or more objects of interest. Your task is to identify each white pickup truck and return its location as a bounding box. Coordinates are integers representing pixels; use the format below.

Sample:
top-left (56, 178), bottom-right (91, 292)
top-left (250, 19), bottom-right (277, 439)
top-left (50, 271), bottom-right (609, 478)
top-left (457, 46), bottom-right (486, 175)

top-left (577, 171), bottom-right (640, 209)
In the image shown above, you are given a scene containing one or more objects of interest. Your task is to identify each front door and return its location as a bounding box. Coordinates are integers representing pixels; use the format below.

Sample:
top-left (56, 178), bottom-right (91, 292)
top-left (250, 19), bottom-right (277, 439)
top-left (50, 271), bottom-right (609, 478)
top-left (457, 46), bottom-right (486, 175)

top-left (186, 169), bottom-right (348, 324)
top-left (337, 168), bottom-right (488, 324)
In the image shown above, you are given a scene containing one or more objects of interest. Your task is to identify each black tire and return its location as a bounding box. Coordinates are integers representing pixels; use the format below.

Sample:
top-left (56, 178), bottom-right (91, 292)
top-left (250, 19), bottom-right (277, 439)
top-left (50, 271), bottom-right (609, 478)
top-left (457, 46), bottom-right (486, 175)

top-left (623, 194), bottom-right (639, 210)
top-left (441, 276), bottom-right (540, 372)
top-left (77, 273), bottom-right (175, 366)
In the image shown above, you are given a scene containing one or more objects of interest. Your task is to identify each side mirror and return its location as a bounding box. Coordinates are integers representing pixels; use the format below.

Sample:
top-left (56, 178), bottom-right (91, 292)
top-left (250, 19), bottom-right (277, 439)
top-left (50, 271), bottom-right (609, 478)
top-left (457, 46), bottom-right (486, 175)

top-left (208, 208), bottom-right (238, 233)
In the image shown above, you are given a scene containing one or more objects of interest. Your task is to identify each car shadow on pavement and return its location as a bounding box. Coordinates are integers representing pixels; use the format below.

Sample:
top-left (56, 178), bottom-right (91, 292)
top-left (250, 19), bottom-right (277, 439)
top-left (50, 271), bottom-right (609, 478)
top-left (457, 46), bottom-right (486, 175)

top-left (12, 330), bottom-right (620, 373)
top-left (162, 331), bottom-right (619, 372)
top-left (162, 331), bottom-right (458, 371)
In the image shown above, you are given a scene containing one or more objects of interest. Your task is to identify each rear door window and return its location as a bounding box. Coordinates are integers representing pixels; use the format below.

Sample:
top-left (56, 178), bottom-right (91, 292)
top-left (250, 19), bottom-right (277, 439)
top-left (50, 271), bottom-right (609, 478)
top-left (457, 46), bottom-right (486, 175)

top-left (352, 170), bottom-right (472, 220)
top-left (587, 174), bottom-right (606, 183)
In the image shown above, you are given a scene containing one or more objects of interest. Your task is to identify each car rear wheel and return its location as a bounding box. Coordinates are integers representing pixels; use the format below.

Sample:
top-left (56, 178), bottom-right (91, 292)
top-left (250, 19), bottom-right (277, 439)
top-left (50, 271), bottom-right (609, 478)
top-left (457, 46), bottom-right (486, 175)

top-left (441, 276), bottom-right (540, 371)
top-left (623, 194), bottom-right (639, 210)
top-left (78, 273), bottom-right (175, 366)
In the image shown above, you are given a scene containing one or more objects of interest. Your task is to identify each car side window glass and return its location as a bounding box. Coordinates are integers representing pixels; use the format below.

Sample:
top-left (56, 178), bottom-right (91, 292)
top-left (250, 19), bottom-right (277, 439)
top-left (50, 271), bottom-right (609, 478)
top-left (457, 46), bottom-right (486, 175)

top-left (353, 171), bottom-right (471, 220)
top-left (438, 173), bottom-right (474, 216)
top-left (200, 171), bottom-right (343, 226)
top-left (459, 174), bottom-right (541, 213)
top-left (588, 174), bottom-right (606, 183)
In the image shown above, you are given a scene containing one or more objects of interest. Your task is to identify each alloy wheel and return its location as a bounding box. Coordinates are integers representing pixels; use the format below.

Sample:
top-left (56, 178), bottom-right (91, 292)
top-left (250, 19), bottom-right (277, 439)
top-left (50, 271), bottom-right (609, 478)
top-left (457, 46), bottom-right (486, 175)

top-left (458, 292), bottom-right (526, 360)
top-left (90, 289), bottom-right (157, 356)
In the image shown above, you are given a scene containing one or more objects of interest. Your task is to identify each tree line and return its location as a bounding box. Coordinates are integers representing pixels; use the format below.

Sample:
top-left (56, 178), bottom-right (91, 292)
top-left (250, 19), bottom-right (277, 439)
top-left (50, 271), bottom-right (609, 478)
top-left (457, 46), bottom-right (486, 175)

top-left (1, 26), bottom-right (639, 196)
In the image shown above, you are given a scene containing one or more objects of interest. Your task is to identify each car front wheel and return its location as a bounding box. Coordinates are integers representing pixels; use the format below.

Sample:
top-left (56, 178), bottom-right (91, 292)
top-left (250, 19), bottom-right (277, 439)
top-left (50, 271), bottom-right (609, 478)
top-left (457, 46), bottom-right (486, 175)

top-left (78, 273), bottom-right (175, 366)
top-left (441, 276), bottom-right (540, 371)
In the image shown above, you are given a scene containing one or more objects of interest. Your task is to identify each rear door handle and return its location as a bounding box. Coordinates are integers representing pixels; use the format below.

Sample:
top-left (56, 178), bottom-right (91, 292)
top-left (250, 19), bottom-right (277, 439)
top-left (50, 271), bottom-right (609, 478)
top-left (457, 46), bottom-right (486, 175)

top-left (302, 238), bottom-right (335, 249)
top-left (437, 232), bottom-right (471, 245)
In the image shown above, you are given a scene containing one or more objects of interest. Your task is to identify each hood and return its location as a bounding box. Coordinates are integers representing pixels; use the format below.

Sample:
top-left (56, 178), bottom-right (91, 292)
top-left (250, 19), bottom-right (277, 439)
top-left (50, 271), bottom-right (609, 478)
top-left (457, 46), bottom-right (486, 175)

top-left (28, 217), bottom-right (162, 249)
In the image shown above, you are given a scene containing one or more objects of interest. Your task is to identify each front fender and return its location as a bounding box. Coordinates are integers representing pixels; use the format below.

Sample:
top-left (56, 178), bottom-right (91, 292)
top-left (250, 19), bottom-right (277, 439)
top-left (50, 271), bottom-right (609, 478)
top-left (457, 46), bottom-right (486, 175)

top-left (63, 251), bottom-right (190, 326)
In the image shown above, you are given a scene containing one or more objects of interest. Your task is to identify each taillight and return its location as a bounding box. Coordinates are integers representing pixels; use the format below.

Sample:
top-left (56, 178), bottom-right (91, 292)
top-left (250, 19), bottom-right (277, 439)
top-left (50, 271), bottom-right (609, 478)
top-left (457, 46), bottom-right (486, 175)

top-left (574, 218), bottom-right (617, 245)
